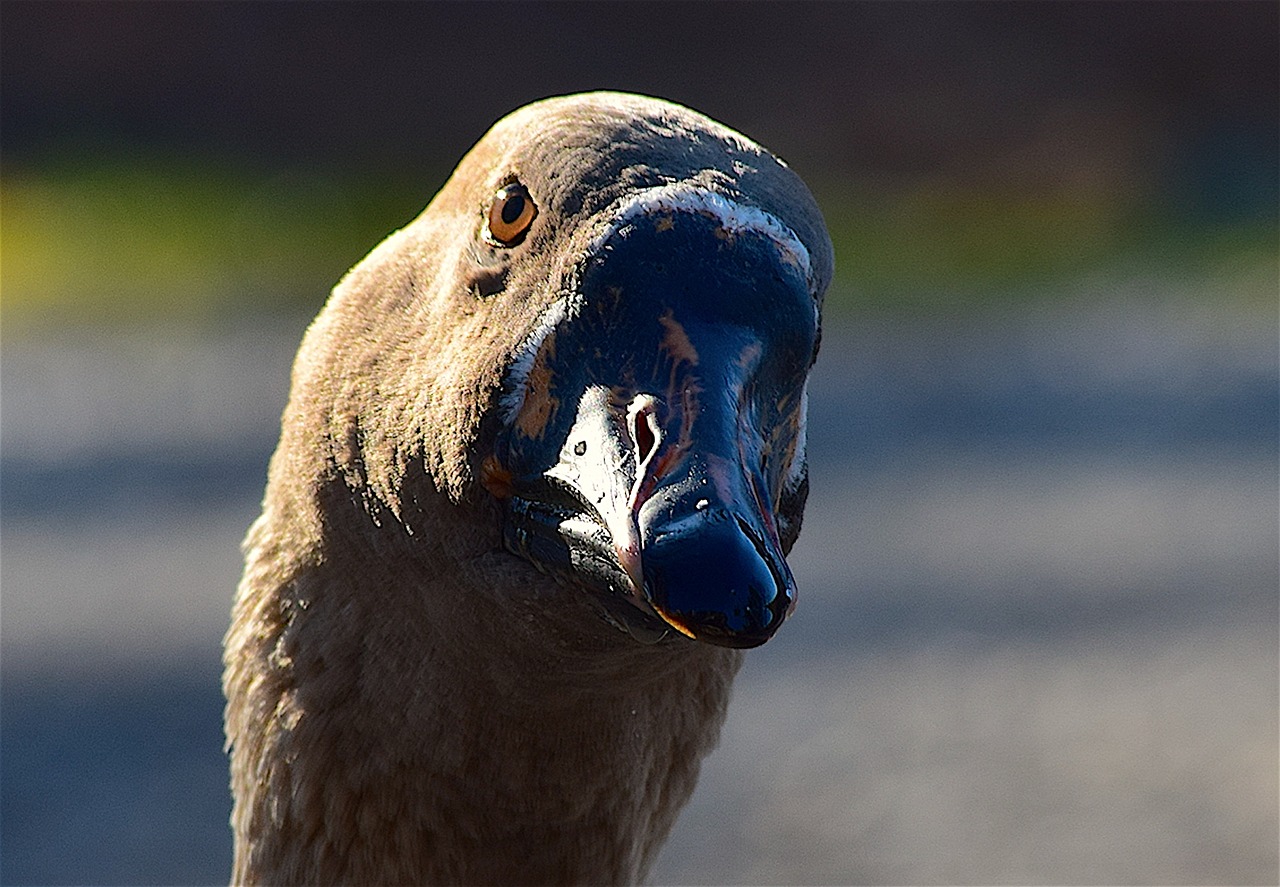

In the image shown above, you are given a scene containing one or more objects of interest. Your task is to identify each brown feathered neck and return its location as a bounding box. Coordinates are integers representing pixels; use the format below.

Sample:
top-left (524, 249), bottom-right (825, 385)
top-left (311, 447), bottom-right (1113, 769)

top-left (226, 482), bottom-right (741, 883)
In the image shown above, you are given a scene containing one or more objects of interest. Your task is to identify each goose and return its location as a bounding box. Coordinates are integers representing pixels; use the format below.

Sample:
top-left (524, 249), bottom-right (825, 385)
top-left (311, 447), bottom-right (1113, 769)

top-left (223, 91), bottom-right (832, 885)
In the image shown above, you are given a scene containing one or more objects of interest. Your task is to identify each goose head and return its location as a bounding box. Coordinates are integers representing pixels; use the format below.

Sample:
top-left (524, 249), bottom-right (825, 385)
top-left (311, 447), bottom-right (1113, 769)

top-left (228, 91), bottom-right (833, 885)
top-left (283, 91), bottom-right (832, 652)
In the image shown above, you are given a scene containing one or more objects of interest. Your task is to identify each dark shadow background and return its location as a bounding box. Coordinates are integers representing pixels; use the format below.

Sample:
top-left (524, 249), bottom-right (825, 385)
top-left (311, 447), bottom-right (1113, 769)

top-left (5, 2), bottom-right (1275, 182)
top-left (2, 3), bottom-right (1276, 884)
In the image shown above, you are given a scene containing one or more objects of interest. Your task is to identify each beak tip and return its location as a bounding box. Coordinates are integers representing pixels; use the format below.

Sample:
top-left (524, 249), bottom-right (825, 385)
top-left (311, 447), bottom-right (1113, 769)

top-left (639, 509), bottom-right (795, 649)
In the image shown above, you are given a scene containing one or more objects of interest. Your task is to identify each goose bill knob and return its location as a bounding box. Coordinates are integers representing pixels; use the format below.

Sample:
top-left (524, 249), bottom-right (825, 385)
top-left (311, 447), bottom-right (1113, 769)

top-left (488, 201), bottom-right (816, 649)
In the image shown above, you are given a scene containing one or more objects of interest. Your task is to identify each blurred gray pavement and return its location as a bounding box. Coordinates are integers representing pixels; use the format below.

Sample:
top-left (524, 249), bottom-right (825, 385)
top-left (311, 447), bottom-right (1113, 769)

top-left (2, 300), bottom-right (1276, 885)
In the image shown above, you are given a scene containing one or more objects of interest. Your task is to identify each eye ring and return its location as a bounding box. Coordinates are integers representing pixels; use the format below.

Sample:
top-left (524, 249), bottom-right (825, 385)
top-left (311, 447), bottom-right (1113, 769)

top-left (486, 182), bottom-right (537, 246)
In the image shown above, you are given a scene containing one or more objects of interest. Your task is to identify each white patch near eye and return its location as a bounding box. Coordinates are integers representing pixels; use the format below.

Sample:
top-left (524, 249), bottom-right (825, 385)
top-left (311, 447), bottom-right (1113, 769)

top-left (783, 381), bottom-right (809, 496)
top-left (586, 182), bottom-right (814, 288)
top-left (499, 297), bottom-right (571, 427)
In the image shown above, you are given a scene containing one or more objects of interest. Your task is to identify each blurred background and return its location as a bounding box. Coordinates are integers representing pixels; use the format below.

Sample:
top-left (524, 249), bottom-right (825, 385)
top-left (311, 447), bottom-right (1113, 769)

top-left (2, 3), bottom-right (1276, 884)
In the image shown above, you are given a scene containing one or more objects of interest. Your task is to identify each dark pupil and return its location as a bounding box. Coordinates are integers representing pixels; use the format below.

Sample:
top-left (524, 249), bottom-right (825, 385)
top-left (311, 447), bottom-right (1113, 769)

top-left (500, 194), bottom-right (525, 225)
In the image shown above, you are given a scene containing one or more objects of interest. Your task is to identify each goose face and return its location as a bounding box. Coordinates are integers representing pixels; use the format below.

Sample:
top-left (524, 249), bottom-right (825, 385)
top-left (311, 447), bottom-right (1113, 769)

top-left (483, 183), bottom-right (819, 649)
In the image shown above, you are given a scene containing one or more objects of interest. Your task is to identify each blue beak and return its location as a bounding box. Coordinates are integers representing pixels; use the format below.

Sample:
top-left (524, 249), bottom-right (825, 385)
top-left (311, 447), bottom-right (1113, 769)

top-left (489, 208), bottom-right (815, 648)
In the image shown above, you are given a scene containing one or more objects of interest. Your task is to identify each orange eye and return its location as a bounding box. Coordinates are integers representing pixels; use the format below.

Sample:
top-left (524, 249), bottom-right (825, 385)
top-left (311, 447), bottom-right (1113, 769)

top-left (487, 183), bottom-right (537, 245)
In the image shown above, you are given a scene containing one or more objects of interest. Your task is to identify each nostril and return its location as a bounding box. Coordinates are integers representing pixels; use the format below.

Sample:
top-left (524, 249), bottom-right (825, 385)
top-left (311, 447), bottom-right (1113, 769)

top-left (634, 411), bottom-right (657, 463)
top-left (627, 396), bottom-right (662, 471)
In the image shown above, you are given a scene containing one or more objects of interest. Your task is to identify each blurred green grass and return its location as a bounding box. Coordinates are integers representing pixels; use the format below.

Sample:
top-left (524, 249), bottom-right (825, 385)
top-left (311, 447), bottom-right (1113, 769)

top-left (2, 148), bottom-right (1275, 331)
top-left (1, 150), bottom-right (447, 329)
